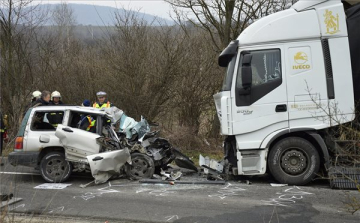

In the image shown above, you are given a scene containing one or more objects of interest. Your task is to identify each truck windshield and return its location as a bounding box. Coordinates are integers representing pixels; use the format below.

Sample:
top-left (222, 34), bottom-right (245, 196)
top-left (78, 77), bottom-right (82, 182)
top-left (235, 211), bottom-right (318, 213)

top-left (221, 55), bottom-right (237, 91)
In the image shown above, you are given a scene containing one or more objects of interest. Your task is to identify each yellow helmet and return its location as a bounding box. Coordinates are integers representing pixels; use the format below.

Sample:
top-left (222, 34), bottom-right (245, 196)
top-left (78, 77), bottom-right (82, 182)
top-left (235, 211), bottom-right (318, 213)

top-left (51, 91), bottom-right (61, 100)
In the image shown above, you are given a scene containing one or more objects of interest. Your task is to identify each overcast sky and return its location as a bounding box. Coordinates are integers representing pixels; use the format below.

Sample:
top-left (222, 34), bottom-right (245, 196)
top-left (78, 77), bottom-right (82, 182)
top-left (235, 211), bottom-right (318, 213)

top-left (34, 0), bottom-right (175, 19)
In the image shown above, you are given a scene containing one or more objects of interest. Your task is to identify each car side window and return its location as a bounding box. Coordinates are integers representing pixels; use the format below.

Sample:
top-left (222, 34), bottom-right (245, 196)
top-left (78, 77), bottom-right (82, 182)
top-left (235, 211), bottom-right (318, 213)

top-left (68, 111), bottom-right (97, 133)
top-left (31, 111), bottom-right (63, 131)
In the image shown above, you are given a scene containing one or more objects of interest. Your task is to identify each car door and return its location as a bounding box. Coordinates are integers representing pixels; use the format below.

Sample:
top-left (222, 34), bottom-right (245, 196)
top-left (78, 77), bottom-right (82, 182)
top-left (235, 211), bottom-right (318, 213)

top-left (25, 110), bottom-right (65, 152)
top-left (55, 124), bottom-right (101, 162)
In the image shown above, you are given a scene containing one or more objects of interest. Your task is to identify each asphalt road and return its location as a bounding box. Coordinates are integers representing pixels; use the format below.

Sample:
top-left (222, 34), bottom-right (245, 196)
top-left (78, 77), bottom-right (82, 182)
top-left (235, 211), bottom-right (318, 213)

top-left (1, 158), bottom-right (360, 223)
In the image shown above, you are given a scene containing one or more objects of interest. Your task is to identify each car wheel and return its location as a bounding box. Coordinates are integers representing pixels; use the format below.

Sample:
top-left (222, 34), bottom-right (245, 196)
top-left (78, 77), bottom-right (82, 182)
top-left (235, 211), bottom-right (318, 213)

top-left (268, 137), bottom-right (320, 185)
top-left (40, 152), bottom-right (72, 183)
top-left (125, 153), bottom-right (155, 180)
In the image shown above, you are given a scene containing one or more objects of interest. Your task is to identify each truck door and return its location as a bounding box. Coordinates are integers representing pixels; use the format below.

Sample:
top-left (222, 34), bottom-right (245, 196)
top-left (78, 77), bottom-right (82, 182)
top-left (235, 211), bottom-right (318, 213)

top-left (285, 41), bottom-right (329, 129)
top-left (231, 47), bottom-right (288, 149)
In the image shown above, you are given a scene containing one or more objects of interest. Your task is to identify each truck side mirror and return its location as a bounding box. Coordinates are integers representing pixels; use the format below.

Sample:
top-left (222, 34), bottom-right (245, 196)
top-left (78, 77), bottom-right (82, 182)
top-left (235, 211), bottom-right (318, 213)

top-left (218, 40), bottom-right (239, 67)
top-left (241, 54), bottom-right (253, 91)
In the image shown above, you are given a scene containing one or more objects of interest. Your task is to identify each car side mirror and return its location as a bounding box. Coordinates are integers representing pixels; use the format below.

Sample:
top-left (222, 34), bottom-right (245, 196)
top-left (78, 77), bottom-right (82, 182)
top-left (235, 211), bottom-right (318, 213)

top-left (39, 135), bottom-right (50, 143)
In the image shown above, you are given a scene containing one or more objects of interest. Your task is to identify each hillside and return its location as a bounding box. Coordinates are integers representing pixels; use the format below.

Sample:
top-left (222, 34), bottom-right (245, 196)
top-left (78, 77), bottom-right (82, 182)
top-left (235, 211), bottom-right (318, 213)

top-left (38, 3), bottom-right (174, 26)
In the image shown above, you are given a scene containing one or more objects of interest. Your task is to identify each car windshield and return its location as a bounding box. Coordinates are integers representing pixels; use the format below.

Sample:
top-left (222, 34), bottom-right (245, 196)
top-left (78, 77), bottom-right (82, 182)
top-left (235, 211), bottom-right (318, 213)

top-left (221, 55), bottom-right (237, 91)
top-left (132, 118), bottom-right (150, 141)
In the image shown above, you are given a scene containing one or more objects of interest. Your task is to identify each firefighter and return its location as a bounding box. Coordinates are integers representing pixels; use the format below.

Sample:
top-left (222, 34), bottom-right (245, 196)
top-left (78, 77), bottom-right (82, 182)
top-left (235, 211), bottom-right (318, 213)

top-left (31, 90), bottom-right (42, 105)
top-left (49, 91), bottom-right (63, 105)
top-left (93, 91), bottom-right (113, 109)
top-left (24, 91), bottom-right (42, 115)
top-left (47, 91), bottom-right (64, 128)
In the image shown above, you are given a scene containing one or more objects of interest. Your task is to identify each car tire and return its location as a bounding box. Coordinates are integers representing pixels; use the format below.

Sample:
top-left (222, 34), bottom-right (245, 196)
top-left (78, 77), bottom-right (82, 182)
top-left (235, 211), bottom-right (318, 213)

top-left (125, 153), bottom-right (155, 180)
top-left (40, 152), bottom-right (72, 183)
top-left (268, 137), bottom-right (320, 185)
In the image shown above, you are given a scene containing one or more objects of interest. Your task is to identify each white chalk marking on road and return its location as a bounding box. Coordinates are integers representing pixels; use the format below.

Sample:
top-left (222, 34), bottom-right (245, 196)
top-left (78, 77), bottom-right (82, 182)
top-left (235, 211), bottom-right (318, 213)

top-left (8, 203), bottom-right (26, 211)
top-left (136, 188), bottom-right (152, 194)
top-left (34, 183), bottom-right (72, 189)
top-left (1, 198), bottom-right (23, 209)
top-left (0, 171), bottom-right (40, 175)
top-left (208, 183), bottom-right (246, 200)
top-left (48, 206), bottom-right (64, 213)
top-left (165, 215), bottom-right (179, 222)
top-left (261, 186), bottom-right (314, 207)
top-left (73, 186), bottom-right (120, 201)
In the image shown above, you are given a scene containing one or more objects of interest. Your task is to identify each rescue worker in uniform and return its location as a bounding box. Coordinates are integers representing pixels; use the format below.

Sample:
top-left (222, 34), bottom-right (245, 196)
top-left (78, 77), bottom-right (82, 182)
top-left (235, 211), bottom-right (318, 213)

top-left (48, 91), bottom-right (64, 128)
top-left (24, 90), bottom-right (42, 115)
top-left (79, 115), bottom-right (96, 133)
top-left (93, 91), bottom-right (113, 109)
top-left (49, 91), bottom-right (64, 105)
top-left (31, 90), bottom-right (42, 106)
top-left (81, 99), bottom-right (91, 107)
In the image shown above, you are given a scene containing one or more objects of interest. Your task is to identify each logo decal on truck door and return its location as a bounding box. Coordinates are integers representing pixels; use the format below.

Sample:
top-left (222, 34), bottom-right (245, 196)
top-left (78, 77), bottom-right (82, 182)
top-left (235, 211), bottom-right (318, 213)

top-left (294, 52), bottom-right (308, 64)
top-left (324, 10), bottom-right (340, 35)
top-left (293, 52), bottom-right (311, 70)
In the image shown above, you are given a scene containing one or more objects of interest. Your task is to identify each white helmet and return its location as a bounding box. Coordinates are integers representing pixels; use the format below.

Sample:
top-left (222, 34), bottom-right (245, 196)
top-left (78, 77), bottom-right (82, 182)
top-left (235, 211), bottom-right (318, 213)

top-left (51, 91), bottom-right (61, 100)
top-left (32, 90), bottom-right (41, 99)
top-left (96, 91), bottom-right (107, 97)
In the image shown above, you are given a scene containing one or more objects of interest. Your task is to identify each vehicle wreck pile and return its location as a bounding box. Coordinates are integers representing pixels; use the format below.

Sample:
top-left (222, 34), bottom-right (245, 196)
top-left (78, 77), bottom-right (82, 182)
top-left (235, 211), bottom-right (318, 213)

top-left (72, 107), bottom-right (198, 184)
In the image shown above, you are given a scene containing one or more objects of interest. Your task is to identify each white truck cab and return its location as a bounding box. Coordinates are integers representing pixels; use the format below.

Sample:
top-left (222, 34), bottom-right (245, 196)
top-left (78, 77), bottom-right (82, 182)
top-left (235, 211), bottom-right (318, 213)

top-left (215, 0), bottom-right (360, 185)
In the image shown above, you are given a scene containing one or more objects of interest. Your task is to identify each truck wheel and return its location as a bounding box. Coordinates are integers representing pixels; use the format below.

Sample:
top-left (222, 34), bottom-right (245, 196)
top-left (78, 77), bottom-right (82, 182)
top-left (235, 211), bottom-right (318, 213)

top-left (268, 137), bottom-right (320, 185)
top-left (40, 152), bottom-right (72, 183)
top-left (125, 153), bottom-right (155, 180)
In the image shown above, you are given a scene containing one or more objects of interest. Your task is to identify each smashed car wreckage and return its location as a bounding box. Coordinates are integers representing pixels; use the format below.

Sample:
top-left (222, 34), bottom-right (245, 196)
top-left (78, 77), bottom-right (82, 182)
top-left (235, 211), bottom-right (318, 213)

top-left (55, 107), bottom-right (197, 184)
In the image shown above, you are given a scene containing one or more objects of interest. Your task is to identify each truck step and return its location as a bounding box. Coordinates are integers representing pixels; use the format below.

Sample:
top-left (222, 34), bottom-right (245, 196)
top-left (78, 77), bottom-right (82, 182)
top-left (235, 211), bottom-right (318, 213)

top-left (243, 170), bottom-right (260, 174)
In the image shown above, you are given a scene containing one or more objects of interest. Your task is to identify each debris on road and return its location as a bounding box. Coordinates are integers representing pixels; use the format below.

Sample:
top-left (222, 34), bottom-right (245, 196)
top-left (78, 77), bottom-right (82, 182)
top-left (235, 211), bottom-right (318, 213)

top-left (199, 154), bottom-right (224, 180)
top-left (0, 194), bottom-right (22, 209)
top-left (160, 169), bottom-right (182, 181)
top-left (80, 181), bottom-right (95, 188)
top-left (0, 193), bottom-right (13, 201)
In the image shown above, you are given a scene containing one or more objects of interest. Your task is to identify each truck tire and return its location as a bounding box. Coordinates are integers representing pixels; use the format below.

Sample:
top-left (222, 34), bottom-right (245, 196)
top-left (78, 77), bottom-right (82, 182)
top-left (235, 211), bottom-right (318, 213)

top-left (268, 137), bottom-right (320, 185)
top-left (125, 153), bottom-right (155, 180)
top-left (40, 152), bottom-right (72, 183)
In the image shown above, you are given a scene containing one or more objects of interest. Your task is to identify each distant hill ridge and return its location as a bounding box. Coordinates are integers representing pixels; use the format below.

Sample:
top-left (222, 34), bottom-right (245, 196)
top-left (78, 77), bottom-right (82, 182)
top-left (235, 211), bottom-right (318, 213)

top-left (38, 3), bottom-right (174, 26)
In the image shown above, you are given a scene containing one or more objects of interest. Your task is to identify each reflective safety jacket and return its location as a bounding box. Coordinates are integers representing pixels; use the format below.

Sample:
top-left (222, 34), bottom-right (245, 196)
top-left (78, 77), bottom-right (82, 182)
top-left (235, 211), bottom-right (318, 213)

top-left (47, 112), bottom-right (64, 128)
top-left (93, 101), bottom-right (112, 109)
top-left (86, 116), bottom-right (96, 131)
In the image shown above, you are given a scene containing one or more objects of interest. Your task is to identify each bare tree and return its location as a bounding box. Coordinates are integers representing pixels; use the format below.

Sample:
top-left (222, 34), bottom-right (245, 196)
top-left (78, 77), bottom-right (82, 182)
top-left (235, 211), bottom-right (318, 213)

top-left (0, 0), bottom-right (46, 136)
top-left (52, 2), bottom-right (77, 50)
top-left (166, 0), bottom-right (298, 50)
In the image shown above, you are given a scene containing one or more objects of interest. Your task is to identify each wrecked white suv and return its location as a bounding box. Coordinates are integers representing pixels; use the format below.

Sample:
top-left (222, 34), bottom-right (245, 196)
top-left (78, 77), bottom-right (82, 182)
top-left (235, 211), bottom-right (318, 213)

top-left (9, 106), bottom-right (196, 184)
